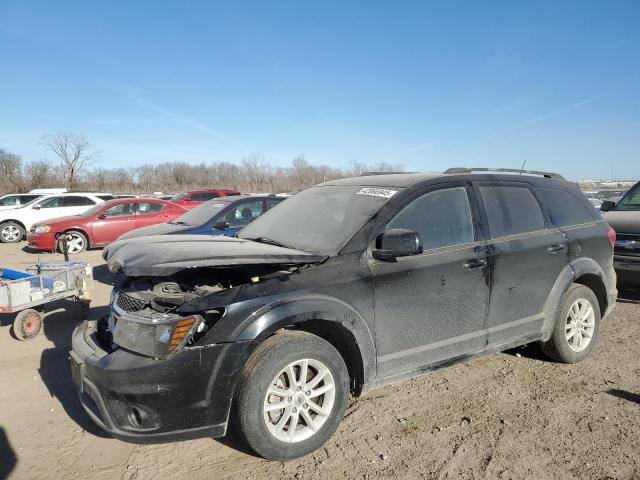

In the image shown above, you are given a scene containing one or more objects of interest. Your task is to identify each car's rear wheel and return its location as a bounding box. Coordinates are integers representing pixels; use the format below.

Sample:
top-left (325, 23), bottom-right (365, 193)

top-left (542, 284), bottom-right (601, 363)
top-left (58, 230), bottom-right (88, 254)
top-left (235, 330), bottom-right (350, 460)
top-left (0, 221), bottom-right (25, 243)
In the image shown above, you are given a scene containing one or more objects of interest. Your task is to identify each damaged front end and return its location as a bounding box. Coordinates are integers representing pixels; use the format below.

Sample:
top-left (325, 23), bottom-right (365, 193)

top-left (71, 235), bottom-right (327, 441)
top-left (104, 264), bottom-right (298, 358)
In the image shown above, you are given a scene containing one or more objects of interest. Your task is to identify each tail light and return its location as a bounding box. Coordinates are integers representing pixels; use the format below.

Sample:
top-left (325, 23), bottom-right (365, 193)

top-left (607, 226), bottom-right (616, 248)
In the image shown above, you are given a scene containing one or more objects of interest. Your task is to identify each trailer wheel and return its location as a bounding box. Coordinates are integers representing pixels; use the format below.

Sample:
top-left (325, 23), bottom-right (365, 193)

top-left (13, 309), bottom-right (43, 340)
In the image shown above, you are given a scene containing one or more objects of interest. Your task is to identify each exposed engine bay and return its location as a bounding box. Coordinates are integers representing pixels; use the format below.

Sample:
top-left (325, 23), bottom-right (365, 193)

top-left (100, 265), bottom-right (299, 358)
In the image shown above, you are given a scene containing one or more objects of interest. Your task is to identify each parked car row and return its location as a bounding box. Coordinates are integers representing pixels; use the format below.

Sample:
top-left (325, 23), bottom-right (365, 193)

top-left (0, 188), bottom-right (268, 250)
top-left (68, 168), bottom-right (623, 461)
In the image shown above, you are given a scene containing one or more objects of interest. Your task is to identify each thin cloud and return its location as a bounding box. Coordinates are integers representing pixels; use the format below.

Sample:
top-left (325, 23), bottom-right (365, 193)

top-left (462, 91), bottom-right (611, 149)
top-left (100, 79), bottom-right (243, 149)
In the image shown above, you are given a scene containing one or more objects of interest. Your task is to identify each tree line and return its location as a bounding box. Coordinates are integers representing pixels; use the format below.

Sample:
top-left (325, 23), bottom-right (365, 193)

top-left (1, 133), bottom-right (402, 195)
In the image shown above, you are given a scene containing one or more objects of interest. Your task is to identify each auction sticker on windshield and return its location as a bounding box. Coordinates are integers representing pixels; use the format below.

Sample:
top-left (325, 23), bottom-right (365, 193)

top-left (356, 187), bottom-right (397, 198)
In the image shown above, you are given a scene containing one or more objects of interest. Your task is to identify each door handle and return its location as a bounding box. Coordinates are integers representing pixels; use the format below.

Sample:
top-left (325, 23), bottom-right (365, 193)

top-left (463, 258), bottom-right (488, 271)
top-left (159, 215), bottom-right (169, 218)
top-left (128, 218), bottom-right (135, 221)
top-left (547, 244), bottom-right (567, 254)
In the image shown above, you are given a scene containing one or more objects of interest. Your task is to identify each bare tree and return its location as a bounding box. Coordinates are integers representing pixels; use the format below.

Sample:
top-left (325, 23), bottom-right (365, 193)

top-left (42, 133), bottom-right (96, 190)
top-left (0, 148), bottom-right (25, 192)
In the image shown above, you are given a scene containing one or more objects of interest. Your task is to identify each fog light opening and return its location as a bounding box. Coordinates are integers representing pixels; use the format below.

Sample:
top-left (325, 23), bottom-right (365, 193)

top-left (129, 406), bottom-right (143, 428)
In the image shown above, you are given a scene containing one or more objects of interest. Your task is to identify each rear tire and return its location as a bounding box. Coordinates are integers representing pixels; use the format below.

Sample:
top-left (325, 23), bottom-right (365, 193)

top-left (542, 284), bottom-right (601, 363)
top-left (0, 221), bottom-right (25, 243)
top-left (235, 330), bottom-right (350, 460)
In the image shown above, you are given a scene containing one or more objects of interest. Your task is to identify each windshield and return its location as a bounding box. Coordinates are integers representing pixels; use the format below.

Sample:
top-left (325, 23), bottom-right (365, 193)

top-left (170, 198), bottom-right (231, 225)
top-left (615, 183), bottom-right (640, 210)
top-left (239, 185), bottom-right (399, 255)
top-left (170, 192), bottom-right (188, 202)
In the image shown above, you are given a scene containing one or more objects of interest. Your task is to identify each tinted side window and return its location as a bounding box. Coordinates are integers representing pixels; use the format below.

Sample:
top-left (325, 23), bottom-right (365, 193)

top-left (537, 189), bottom-right (595, 227)
top-left (0, 196), bottom-right (18, 206)
top-left (223, 200), bottom-right (264, 228)
top-left (63, 196), bottom-right (95, 207)
top-left (38, 197), bottom-right (63, 208)
top-left (103, 203), bottom-right (134, 217)
top-left (479, 186), bottom-right (545, 238)
top-left (387, 187), bottom-right (474, 250)
top-left (21, 195), bottom-right (41, 204)
top-left (136, 202), bottom-right (165, 214)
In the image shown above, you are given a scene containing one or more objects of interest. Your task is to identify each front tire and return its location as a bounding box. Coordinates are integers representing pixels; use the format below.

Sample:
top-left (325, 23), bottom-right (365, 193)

top-left (58, 230), bottom-right (88, 254)
top-left (235, 331), bottom-right (350, 460)
top-left (0, 221), bottom-right (25, 243)
top-left (542, 284), bottom-right (601, 363)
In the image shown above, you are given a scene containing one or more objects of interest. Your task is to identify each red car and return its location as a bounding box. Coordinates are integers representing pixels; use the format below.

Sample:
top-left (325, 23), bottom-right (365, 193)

top-left (170, 189), bottom-right (241, 209)
top-left (27, 198), bottom-right (186, 253)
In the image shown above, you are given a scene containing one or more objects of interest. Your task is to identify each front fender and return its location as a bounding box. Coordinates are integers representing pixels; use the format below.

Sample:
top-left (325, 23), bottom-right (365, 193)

top-left (231, 294), bottom-right (376, 390)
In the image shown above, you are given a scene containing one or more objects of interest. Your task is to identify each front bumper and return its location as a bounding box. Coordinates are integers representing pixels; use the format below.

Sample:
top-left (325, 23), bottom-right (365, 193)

top-left (70, 320), bottom-right (253, 443)
top-left (26, 232), bottom-right (57, 250)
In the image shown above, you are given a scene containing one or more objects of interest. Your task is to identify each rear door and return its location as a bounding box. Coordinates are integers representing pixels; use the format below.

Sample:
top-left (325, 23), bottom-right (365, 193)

top-left (62, 195), bottom-right (97, 215)
top-left (475, 182), bottom-right (569, 348)
top-left (371, 183), bottom-right (490, 379)
top-left (91, 202), bottom-right (137, 244)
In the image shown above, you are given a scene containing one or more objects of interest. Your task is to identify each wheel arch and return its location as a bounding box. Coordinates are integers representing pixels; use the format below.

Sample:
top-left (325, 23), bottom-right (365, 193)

top-left (234, 295), bottom-right (376, 396)
top-left (0, 219), bottom-right (27, 230)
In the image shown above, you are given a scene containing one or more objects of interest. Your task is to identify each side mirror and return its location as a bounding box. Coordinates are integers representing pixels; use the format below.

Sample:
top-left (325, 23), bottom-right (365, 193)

top-left (372, 229), bottom-right (422, 261)
top-left (97, 213), bottom-right (107, 219)
top-left (213, 221), bottom-right (230, 230)
top-left (600, 200), bottom-right (616, 212)
top-left (32, 204), bottom-right (41, 210)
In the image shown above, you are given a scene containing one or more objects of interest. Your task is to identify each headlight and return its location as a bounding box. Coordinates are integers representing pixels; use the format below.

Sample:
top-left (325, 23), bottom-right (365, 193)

top-left (33, 225), bottom-right (52, 234)
top-left (112, 312), bottom-right (201, 358)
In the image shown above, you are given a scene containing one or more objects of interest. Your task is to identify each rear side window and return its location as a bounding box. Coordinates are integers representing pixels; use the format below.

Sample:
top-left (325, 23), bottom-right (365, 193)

top-left (63, 196), bottom-right (95, 207)
top-left (97, 195), bottom-right (114, 201)
top-left (479, 186), bottom-right (545, 238)
top-left (0, 196), bottom-right (18, 206)
top-left (136, 202), bottom-right (165, 214)
top-left (387, 187), bottom-right (475, 250)
top-left (21, 195), bottom-right (41, 204)
top-left (537, 189), bottom-right (595, 227)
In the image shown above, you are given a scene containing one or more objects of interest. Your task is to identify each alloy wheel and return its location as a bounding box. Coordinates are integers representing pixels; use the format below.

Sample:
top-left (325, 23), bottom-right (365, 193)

top-left (1, 225), bottom-right (21, 242)
top-left (65, 234), bottom-right (85, 253)
top-left (565, 298), bottom-right (596, 352)
top-left (263, 358), bottom-right (336, 443)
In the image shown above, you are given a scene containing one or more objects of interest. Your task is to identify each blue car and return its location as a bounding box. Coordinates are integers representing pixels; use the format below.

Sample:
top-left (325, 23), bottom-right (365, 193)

top-left (116, 194), bottom-right (287, 241)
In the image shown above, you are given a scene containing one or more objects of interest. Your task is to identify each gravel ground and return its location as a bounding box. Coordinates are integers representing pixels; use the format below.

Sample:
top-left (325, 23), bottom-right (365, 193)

top-left (0, 242), bottom-right (639, 480)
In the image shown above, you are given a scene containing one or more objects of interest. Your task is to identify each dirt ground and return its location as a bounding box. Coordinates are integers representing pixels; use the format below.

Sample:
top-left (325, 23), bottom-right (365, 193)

top-left (0, 242), bottom-right (639, 480)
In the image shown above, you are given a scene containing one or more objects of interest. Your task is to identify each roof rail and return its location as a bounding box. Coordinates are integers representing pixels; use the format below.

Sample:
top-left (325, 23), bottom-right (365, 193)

top-left (444, 167), bottom-right (564, 180)
top-left (360, 171), bottom-right (415, 176)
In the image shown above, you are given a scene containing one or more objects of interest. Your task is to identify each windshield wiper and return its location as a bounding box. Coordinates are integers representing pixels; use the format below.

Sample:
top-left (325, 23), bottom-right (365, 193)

top-left (249, 236), bottom-right (293, 249)
top-left (168, 220), bottom-right (190, 226)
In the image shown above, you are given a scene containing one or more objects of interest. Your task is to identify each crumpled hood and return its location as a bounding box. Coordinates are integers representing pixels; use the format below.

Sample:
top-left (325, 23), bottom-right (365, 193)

top-left (602, 211), bottom-right (640, 234)
top-left (105, 234), bottom-right (328, 276)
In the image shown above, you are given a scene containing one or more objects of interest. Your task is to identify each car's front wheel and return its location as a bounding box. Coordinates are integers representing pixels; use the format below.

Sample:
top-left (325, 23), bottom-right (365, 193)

top-left (57, 230), bottom-right (88, 254)
top-left (235, 330), bottom-right (350, 460)
top-left (542, 284), bottom-right (601, 363)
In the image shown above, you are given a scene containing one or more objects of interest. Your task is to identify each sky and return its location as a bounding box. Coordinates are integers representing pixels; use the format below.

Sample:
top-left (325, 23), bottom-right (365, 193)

top-left (0, 1), bottom-right (639, 181)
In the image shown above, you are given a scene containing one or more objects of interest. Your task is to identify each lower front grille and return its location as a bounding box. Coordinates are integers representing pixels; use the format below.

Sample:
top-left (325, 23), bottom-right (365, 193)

top-left (615, 233), bottom-right (640, 257)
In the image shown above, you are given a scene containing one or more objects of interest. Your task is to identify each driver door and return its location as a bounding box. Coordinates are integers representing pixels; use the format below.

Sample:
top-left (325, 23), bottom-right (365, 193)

top-left (91, 202), bottom-right (136, 244)
top-left (371, 184), bottom-right (490, 380)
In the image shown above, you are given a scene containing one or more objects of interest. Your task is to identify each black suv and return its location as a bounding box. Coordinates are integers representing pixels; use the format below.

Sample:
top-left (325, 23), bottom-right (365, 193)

top-left (70, 169), bottom-right (617, 460)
